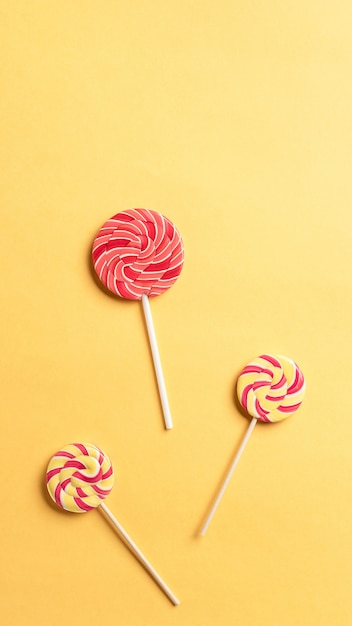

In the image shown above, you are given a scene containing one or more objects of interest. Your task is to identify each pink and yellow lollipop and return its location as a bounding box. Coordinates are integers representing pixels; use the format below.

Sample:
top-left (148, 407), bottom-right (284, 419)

top-left (200, 355), bottom-right (306, 535)
top-left (92, 209), bottom-right (184, 429)
top-left (46, 443), bottom-right (180, 605)
top-left (46, 443), bottom-right (114, 512)
top-left (237, 354), bottom-right (305, 422)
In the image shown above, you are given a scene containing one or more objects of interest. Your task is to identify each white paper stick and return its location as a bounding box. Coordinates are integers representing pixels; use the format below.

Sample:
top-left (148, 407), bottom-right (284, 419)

top-left (100, 502), bottom-right (180, 605)
top-left (141, 293), bottom-right (173, 429)
top-left (200, 417), bottom-right (258, 536)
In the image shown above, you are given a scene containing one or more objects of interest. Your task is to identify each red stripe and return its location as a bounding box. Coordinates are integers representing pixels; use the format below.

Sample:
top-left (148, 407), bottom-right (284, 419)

top-left (65, 460), bottom-right (85, 470)
top-left (61, 478), bottom-right (71, 491)
top-left (93, 485), bottom-right (111, 496)
top-left (92, 243), bottom-right (107, 263)
top-left (165, 220), bottom-right (175, 239)
top-left (124, 266), bottom-right (141, 280)
top-left (75, 469), bottom-right (102, 484)
top-left (55, 450), bottom-right (75, 459)
top-left (146, 260), bottom-right (171, 272)
top-left (163, 266), bottom-right (183, 279)
top-left (242, 365), bottom-right (274, 378)
top-left (260, 355), bottom-right (281, 368)
top-left (54, 483), bottom-right (63, 507)
top-left (73, 443), bottom-right (89, 456)
top-left (76, 488), bottom-right (88, 498)
top-left (139, 234), bottom-right (149, 251)
top-left (240, 385), bottom-right (251, 410)
top-left (116, 281), bottom-right (140, 299)
top-left (74, 497), bottom-right (93, 511)
top-left (132, 208), bottom-right (149, 220)
top-left (106, 238), bottom-right (130, 250)
top-left (252, 380), bottom-right (270, 392)
top-left (119, 255), bottom-right (137, 264)
top-left (46, 467), bottom-right (61, 482)
top-left (259, 414), bottom-right (272, 423)
top-left (287, 368), bottom-right (304, 394)
top-left (271, 373), bottom-right (286, 390)
top-left (278, 402), bottom-right (302, 413)
top-left (266, 394), bottom-right (286, 402)
top-left (287, 368), bottom-right (299, 393)
top-left (255, 399), bottom-right (268, 419)
top-left (134, 276), bottom-right (161, 286)
top-left (145, 221), bottom-right (156, 239)
top-left (102, 465), bottom-right (113, 480)
top-left (241, 365), bottom-right (262, 374)
top-left (115, 212), bottom-right (134, 222)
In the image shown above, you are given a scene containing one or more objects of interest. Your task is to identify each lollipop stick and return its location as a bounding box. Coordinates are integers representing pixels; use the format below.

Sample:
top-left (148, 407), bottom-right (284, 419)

top-left (141, 293), bottom-right (173, 429)
top-left (200, 417), bottom-right (258, 536)
top-left (100, 502), bottom-right (180, 605)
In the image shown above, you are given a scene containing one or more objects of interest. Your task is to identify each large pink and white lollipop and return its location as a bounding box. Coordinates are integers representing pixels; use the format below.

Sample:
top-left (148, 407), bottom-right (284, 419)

top-left (92, 209), bottom-right (184, 429)
top-left (200, 354), bottom-right (306, 535)
top-left (46, 443), bottom-right (180, 605)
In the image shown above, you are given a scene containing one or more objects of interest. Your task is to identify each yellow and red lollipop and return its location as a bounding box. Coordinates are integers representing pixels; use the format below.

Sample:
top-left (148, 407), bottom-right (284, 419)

top-left (46, 442), bottom-right (113, 511)
top-left (46, 443), bottom-right (179, 605)
top-left (200, 355), bottom-right (306, 535)
top-left (237, 354), bottom-right (305, 422)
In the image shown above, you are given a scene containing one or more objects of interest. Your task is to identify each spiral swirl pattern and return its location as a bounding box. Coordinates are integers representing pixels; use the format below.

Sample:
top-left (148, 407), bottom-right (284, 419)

top-left (46, 443), bottom-right (114, 513)
top-left (237, 354), bottom-right (305, 422)
top-left (92, 208), bottom-right (184, 300)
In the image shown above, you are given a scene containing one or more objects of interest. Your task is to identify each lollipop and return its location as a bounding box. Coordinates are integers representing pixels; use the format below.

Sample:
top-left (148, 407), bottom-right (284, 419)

top-left (46, 443), bottom-right (180, 605)
top-left (92, 208), bottom-right (184, 430)
top-left (200, 354), bottom-right (306, 535)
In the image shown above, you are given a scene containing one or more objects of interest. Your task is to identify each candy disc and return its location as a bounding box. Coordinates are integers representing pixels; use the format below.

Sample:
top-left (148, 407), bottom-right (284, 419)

top-left (237, 354), bottom-right (305, 422)
top-left (92, 208), bottom-right (184, 300)
top-left (46, 443), bottom-right (114, 513)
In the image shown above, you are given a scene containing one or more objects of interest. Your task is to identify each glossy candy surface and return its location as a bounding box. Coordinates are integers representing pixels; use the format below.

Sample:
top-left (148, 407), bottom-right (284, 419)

top-left (92, 208), bottom-right (184, 300)
top-left (46, 443), bottom-right (114, 512)
top-left (237, 354), bottom-right (305, 422)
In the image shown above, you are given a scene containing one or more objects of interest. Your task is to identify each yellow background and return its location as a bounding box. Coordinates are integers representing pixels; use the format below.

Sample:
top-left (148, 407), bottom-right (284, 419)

top-left (1, 2), bottom-right (352, 624)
